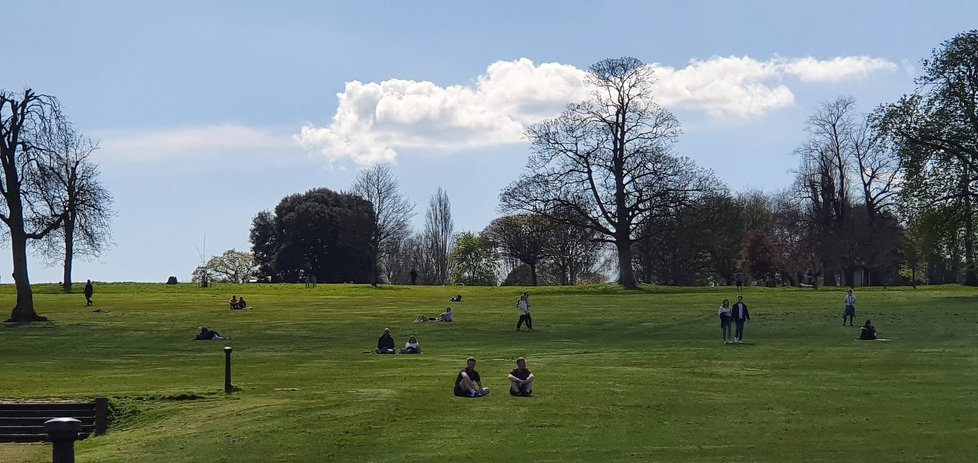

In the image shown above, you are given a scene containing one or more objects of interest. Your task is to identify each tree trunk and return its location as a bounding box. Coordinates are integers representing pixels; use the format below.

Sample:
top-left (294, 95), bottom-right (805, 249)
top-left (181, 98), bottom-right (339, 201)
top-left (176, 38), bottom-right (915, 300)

top-left (63, 214), bottom-right (75, 293)
top-left (8, 228), bottom-right (43, 322)
top-left (529, 262), bottom-right (538, 286)
top-left (615, 240), bottom-right (638, 289)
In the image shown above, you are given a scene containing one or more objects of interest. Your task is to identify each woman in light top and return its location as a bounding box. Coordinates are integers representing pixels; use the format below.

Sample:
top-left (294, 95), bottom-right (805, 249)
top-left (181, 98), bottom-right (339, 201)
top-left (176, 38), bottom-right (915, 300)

top-left (400, 335), bottom-right (422, 354)
top-left (718, 298), bottom-right (733, 344)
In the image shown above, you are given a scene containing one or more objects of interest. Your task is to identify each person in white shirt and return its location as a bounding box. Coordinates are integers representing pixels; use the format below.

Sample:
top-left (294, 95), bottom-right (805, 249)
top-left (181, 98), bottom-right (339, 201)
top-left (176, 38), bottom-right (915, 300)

top-left (400, 335), bottom-right (421, 354)
top-left (516, 292), bottom-right (533, 331)
top-left (843, 289), bottom-right (856, 326)
top-left (718, 298), bottom-right (733, 344)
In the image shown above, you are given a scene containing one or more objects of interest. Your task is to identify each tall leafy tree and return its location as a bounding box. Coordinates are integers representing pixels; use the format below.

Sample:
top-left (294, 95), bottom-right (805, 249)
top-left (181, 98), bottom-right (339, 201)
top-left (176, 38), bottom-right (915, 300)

top-left (1, 89), bottom-right (71, 322)
top-left (449, 232), bottom-right (498, 286)
top-left (483, 214), bottom-right (552, 286)
top-left (351, 163), bottom-right (414, 286)
top-left (249, 188), bottom-right (375, 283)
top-left (876, 30), bottom-right (978, 285)
top-left (501, 57), bottom-right (714, 288)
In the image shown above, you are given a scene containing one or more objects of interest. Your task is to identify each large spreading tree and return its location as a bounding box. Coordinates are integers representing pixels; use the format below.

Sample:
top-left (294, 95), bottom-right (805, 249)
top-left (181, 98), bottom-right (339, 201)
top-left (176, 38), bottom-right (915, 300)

top-left (500, 57), bottom-right (714, 288)
top-left (1, 89), bottom-right (74, 322)
top-left (249, 188), bottom-right (375, 283)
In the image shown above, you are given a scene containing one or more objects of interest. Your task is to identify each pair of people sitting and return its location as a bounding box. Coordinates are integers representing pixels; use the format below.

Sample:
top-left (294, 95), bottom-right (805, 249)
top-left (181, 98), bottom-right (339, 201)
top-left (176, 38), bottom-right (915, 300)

top-left (414, 307), bottom-right (453, 323)
top-left (229, 295), bottom-right (247, 310)
top-left (454, 356), bottom-right (534, 398)
top-left (859, 319), bottom-right (877, 340)
top-left (450, 294), bottom-right (463, 302)
top-left (194, 327), bottom-right (223, 340)
top-left (375, 328), bottom-right (422, 354)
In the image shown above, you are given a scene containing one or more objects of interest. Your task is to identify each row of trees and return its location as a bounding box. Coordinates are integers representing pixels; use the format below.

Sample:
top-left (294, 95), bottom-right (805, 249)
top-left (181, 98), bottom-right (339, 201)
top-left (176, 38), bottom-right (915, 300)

top-left (239, 31), bottom-right (978, 289)
top-left (0, 89), bottom-right (114, 322)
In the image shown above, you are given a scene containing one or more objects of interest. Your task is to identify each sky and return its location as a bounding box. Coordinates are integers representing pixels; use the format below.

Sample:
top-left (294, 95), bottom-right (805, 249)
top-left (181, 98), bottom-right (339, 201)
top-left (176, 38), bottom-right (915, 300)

top-left (2, 0), bottom-right (976, 283)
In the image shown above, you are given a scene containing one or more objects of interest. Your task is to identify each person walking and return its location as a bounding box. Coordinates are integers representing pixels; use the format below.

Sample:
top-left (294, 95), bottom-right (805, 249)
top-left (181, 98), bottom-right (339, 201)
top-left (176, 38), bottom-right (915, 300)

top-left (731, 296), bottom-right (750, 343)
top-left (84, 280), bottom-right (94, 306)
top-left (734, 271), bottom-right (744, 293)
top-left (516, 292), bottom-right (533, 331)
top-left (718, 298), bottom-right (733, 344)
top-left (843, 288), bottom-right (856, 326)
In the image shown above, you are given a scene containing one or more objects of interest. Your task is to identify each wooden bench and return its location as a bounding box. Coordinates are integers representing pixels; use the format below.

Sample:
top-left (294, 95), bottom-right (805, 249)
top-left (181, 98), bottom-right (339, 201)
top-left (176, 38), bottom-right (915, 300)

top-left (0, 398), bottom-right (107, 443)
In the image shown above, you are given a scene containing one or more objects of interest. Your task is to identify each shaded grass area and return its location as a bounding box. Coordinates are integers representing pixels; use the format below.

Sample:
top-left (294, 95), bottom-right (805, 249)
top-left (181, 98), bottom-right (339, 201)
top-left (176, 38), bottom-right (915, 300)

top-left (1, 283), bottom-right (977, 462)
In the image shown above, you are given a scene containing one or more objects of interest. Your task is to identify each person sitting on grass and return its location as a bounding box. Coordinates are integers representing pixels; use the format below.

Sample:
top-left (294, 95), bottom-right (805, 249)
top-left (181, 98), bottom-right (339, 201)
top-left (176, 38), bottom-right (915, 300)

top-left (376, 328), bottom-right (396, 354)
top-left (454, 357), bottom-right (490, 398)
top-left (450, 294), bottom-right (463, 302)
top-left (194, 327), bottom-right (223, 340)
top-left (400, 335), bottom-right (422, 354)
top-left (229, 296), bottom-right (239, 310)
top-left (232, 296), bottom-right (247, 310)
top-left (507, 357), bottom-right (535, 396)
top-left (859, 319), bottom-right (877, 340)
top-left (440, 307), bottom-right (453, 322)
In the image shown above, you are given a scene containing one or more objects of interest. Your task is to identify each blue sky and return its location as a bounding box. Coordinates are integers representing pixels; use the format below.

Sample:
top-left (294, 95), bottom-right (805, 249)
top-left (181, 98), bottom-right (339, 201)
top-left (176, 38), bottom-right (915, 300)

top-left (2, 1), bottom-right (976, 282)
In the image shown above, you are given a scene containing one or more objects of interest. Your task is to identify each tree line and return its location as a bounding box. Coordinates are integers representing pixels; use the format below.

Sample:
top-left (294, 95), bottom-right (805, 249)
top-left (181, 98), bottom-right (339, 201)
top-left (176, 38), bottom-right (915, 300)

top-left (232, 30), bottom-right (978, 289)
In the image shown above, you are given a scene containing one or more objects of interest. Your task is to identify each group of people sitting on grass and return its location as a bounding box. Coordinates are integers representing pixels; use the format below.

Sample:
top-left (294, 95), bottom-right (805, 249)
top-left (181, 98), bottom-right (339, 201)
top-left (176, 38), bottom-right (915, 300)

top-left (415, 307), bottom-right (453, 323)
top-left (375, 328), bottom-right (422, 354)
top-left (454, 356), bottom-right (535, 398)
top-left (229, 295), bottom-right (248, 310)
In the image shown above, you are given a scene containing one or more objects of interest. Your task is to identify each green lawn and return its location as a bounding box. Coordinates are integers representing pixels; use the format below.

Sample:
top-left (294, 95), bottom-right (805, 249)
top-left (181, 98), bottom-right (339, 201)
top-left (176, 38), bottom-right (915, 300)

top-left (1, 283), bottom-right (977, 462)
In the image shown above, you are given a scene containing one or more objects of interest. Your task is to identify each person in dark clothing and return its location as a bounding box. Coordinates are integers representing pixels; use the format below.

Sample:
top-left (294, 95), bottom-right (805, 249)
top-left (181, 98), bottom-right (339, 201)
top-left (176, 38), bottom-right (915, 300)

top-left (376, 328), bottom-right (396, 354)
top-left (410, 269), bottom-right (418, 285)
top-left (454, 357), bottom-right (490, 397)
top-left (731, 296), bottom-right (750, 343)
top-left (194, 327), bottom-right (222, 340)
top-left (734, 271), bottom-right (743, 293)
top-left (507, 357), bottom-right (535, 396)
top-left (84, 280), bottom-right (94, 306)
top-left (859, 320), bottom-right (877, 340)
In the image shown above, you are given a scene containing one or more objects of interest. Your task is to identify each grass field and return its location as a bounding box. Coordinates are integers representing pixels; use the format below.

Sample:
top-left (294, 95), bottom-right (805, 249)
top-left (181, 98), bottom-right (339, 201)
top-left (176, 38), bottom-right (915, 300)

top-left (1, 283), bottom-right (976, 462)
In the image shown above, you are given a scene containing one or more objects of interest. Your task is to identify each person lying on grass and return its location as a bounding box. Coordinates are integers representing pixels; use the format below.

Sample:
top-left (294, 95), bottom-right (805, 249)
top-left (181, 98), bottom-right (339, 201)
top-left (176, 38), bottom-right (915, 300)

top-left (194, 327), bottom-right (223, 340)
top-left (454, 357), bottom-right (490, 397)
top-left (400, 335), bottom-right (422, 354)
top-left (507, 357), bottom-right (534, 396)
top-left (376, 328), bottom-right (396, 354)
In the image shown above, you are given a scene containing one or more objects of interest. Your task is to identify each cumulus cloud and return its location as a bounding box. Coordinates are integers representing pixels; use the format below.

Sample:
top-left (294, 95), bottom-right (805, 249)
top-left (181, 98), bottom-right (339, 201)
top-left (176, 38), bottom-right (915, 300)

top-left (298, 55), bottom-right (896, 165)
top-left (93, 125), bottom-right (300, 164)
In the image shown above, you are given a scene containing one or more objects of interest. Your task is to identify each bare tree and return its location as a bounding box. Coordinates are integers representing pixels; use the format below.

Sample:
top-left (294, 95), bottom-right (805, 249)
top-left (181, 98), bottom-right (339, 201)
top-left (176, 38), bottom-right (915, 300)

top-left (36, 123), bottom-right (113, 293)
top-left (500, 57), bottom-right (714, 288)
top-left (1, 89), bottom-right (70, 322)
top-left (483, 214), bottom-right (552, 286)
top-left (351, 163), bottom-right (415, 286)
top-left (424, 188), bottom-right (453, 285)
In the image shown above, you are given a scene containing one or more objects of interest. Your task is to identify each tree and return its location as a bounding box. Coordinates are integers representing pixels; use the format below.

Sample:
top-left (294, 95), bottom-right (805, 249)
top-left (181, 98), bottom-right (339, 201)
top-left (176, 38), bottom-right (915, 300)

top-left (876, 30), bottom-right (978, 285)
top-left (351, 163), bottom-right (415, 286)
top-left (500, 57), bottom-right (714, 288)
top-left (249, 188), bottom-right (375, 283)
top-left (1, 89), bottom-right (71, 322)
top-left (449, 232), bottom-right (498, 286)
top-left (483, 214), bottom-right (552, 286)
top-left (196, 249), bottom-right (255, 283)
top-left (424, 188), bottom-right (453, 285)
top-left (36, 123), bottom-right (113, 293)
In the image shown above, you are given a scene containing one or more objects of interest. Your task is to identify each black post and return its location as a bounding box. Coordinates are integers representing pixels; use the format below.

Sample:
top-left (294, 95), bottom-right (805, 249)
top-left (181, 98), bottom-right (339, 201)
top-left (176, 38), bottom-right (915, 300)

top-left (45, 417), bottom-right (81, 463)
top-left (224, 346), bottom-right (233, 393)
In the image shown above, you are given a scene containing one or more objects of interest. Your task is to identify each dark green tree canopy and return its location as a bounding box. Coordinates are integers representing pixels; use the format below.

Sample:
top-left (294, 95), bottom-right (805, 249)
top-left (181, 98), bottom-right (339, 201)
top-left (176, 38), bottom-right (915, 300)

top-left (250, 188), bottom-right (376, 283)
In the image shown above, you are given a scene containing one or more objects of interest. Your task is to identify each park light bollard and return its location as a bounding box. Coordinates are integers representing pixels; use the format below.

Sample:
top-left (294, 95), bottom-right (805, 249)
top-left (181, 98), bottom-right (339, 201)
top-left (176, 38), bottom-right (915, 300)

top-left (44, 417), bottom-right (81, 463)
top-left (224, 346), bottom-right (234, 394)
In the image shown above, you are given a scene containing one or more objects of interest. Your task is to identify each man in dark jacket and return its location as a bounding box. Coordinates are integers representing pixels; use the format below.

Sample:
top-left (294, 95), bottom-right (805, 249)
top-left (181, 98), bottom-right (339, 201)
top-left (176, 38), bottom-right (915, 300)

top-left (375, 328), bottom-right (396, 354)
top-left (732, 296), bottom-right (750, 343)
top-left (84, 280), bottom-right (94, 306)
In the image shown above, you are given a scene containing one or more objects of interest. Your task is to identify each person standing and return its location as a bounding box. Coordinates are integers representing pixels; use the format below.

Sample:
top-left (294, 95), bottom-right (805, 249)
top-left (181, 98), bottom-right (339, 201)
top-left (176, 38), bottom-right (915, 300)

top-left (507, 357), bottom-right (535, 396)
top-left (410, 269), bottom-right (418, 285)
top-left (718, 298), bottom-right (733, 344)
top-left (843, 288), bottom-right (856, 326)
top-left (454, 357), bottom-right (490, 397)
top-left (516, 292), bottom-right (533, 331)
top-left (734, 271), bottom-right (744, 293)
top-left (84, 280), bottom-right (94, 306)
top-left (731, 296), bottom-right (749, 343)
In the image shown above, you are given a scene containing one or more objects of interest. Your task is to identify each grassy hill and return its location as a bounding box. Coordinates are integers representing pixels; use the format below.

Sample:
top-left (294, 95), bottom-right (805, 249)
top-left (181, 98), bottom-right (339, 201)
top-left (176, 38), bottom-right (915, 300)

top-left (1, 283), bottom-right (977, 462)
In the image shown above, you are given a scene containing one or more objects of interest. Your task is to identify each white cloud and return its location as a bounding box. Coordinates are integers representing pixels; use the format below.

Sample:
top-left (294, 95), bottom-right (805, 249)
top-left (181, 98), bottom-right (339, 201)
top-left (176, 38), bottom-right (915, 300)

top-left (298, 55), bottom-right (898, 165)
top-left (92, 125), bottom-right (301, 164)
